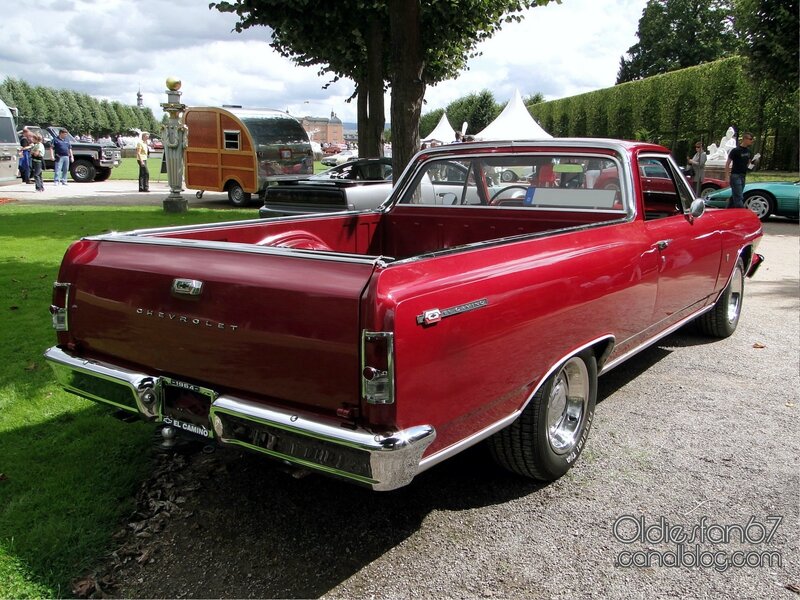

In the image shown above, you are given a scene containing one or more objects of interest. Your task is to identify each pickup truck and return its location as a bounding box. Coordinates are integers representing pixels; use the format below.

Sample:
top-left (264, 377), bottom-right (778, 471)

top-left (259, 178), bottom-right (393, 218)
top-left (26, 126), bottom-right (122, 182)
top-left (44, 139), bottom-right (763, 491)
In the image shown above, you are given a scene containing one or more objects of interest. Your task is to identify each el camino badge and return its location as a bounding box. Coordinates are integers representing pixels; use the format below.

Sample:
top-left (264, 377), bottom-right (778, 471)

top-left (417, 298), bottom-right (488, 326)
top-left (172, 278), bottom-right (203, 297)
top-left (163, 415), bottom-right (211, 439)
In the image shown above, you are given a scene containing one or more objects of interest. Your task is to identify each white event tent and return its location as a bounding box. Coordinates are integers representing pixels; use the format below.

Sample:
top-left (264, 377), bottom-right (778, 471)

top-left (476, 89), bottom-right (552, 140)
top-left (421, 112), bottom-right (457, 144)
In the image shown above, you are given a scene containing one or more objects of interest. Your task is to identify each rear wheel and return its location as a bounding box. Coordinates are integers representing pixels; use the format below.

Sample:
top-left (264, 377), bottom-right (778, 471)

top-left (489, 350), bottom-right (597, 481)
top-left (744, 192), bottom-right (774, 221)
top-left (93, 168), bottom-right (112, 182)
top-left (696, 257), bottom-right (744, 338)
top-left (227, 182), bottom-right (252, 207)
top-left (70, 159), bottom-right (96, 183)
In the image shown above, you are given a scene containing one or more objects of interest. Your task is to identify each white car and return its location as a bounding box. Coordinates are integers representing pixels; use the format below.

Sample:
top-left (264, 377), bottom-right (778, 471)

top-left (321, 149), bottom-right (358, 166)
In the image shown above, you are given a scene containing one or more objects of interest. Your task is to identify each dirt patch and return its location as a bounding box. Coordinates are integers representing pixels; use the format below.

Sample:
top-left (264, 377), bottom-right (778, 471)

top-left (0, 197), bottom-right (18, 205)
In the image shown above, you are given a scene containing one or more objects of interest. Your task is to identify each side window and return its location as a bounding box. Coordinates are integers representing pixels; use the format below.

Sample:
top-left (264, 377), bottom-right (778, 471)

top-left (638, 156), bottom-right (693, 219)
top-left (223, 130), bottom-right (240, 150)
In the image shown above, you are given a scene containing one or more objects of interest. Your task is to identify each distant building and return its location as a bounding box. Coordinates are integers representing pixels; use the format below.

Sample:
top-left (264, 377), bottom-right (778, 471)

top-left (136, 88), bottom-right (143, 108)
top-left (299, 111), bottom-right (343, 145)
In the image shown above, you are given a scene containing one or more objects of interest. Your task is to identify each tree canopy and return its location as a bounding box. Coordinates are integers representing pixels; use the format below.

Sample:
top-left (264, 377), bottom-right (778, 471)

top-left (734, 0), bottom-right (799, 90)
top-left (0, 77), bottom-right (159, 136)
top-left (616, 0), bottom-right (737, 83)
top-left (211, 0), bottom-right (556, 173)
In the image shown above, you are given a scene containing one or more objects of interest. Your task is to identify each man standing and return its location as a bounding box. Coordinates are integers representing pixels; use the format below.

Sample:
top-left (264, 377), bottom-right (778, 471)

top-left (51, 129), bottom-right (74, 185)
top-left (688, 141), bottom-right (706, 196)
top-left (724, 132), bottom-right (755, 208)
top-left (136, 132), bottom-right (150, 192)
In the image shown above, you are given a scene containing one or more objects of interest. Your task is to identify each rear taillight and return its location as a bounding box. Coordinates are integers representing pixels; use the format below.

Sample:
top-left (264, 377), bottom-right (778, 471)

top-left (50, 282), bottom-right (71, 331)
top-left (361, 331), bottom-right (395, 405)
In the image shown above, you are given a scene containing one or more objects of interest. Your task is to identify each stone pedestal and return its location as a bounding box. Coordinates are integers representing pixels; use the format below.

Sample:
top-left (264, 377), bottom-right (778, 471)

top-left (163, 195), bottom-right (189, 213)
top-left (161, 78), bottom-right (188, 213)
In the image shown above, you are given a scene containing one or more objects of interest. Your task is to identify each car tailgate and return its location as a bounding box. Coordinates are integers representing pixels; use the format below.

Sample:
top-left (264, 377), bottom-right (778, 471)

top-left (58, 239), bottom-right (376, 413)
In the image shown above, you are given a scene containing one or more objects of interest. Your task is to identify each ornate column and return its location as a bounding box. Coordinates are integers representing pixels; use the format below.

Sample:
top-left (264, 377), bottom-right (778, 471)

top-left (161, 77), bottom-right (188, 212)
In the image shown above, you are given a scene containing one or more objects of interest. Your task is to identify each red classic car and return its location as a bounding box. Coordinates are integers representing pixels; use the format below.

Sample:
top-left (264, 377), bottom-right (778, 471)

top-left (45, 139), bottom-right (762, 491)
top-left (593, 157), bottom-right (728, 197)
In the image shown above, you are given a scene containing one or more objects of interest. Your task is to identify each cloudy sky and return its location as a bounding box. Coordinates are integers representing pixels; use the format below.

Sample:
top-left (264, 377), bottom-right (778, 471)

top-left (1, 0), bottom-right (647, 125)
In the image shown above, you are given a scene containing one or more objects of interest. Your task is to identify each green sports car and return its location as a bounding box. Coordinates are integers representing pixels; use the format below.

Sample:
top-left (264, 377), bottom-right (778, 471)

top-left (705, 180), bottom-right (800, 221)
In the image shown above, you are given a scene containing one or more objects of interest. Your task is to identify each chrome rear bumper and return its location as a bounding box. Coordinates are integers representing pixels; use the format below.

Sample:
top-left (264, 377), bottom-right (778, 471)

top-left (44, 346), bottom-right (435, 491)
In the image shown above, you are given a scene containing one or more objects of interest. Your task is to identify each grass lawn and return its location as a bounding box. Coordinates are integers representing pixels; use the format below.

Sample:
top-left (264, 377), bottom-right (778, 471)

top-left (0, 205), bottom-right (251, 597)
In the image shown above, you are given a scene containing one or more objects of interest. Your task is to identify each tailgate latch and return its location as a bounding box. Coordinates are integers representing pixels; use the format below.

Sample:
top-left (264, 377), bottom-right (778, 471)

top-left (172, 278), bottom-right (204, 297)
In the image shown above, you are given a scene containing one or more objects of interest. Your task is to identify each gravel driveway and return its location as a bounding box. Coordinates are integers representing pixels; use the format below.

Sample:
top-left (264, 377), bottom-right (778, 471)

top-left (70, 219), bottom-right (798, 600)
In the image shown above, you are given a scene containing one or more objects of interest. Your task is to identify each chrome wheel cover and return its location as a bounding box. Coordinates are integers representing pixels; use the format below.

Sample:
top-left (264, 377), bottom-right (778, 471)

top-left (230, 186), bottom-right (244, 204)
top-left (546, 357), bottom-right (589, 454)
top-left (745, 195), bottom-right (770, 220)
top-left (727, 263), bottom-right (744, 324)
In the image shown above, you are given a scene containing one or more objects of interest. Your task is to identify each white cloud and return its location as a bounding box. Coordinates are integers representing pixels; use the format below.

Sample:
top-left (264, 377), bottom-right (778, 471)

top-left (0, 0), bottom-right (646, 126)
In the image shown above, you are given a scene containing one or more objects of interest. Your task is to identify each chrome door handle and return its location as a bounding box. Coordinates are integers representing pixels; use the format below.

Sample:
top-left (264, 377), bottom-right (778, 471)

top-left (656, 239), bottom-right (671, 250)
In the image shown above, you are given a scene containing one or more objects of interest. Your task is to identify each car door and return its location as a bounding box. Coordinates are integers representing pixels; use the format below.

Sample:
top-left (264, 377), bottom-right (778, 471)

top-left (638, 154), bottom-right (722, 326)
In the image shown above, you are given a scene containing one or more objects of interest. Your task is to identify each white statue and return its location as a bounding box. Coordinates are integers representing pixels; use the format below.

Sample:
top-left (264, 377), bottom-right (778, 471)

top-left (707, 127), bottom-right (737, 162)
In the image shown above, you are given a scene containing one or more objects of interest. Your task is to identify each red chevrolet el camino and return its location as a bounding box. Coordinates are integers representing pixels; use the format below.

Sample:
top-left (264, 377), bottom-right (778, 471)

top-left (45, 139), bottom-right (763, 490)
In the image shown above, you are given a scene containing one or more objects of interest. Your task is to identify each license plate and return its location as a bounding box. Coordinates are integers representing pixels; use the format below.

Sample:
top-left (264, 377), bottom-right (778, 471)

top-left (160, 377), bottom-right (216, 439)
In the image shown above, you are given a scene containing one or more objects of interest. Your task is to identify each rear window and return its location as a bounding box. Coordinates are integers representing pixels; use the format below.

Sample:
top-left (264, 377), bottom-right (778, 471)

top-left (399, 153), bottom-right (624, 212)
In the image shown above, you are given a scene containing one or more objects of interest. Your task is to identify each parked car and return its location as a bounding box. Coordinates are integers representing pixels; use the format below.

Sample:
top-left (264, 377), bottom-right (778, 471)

top-left (321, 149), bottom-right (358, 166)
top-left (148, 138), bottom-right (164, 151)
top-left (45, 138), bottom-right (764, 491)
top-left (309, 157), bottom-right (392, 181)
top-left (21, 126), bottom-right (121, 182)
top-left (704, 180), bottom-right (800, 221)
top-left (593, 158), bottom-right (728, 197)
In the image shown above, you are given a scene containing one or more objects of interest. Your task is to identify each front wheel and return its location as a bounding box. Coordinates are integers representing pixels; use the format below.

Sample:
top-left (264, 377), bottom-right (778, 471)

top-left (744, 192), bottom-right (774, 221)
top-left (227, 182), bottom-right (252, 207)
top-left (696, 257), bottom-right (744, 338)
top-left (489, 350), bottom-right (597, 481)
top-left (70, 159), bottom-right (96, 183)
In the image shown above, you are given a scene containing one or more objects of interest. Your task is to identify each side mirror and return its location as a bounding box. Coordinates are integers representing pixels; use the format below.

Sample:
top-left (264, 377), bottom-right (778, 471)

top-left (690, 198), bottom-right (705, 218)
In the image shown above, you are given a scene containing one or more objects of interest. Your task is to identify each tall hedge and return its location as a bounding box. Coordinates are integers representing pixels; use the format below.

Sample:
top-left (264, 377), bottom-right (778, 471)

top-left (529, 57), bottom-right (799, 170)
top-left (0, 77), bottom-right (160, 137)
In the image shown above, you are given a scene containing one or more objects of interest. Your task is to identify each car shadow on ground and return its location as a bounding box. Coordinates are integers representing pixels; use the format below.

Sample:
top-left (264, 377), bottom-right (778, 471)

top-left (110, 339), bottom-right (701, 599)
top-left (110, 436), bottom-right (546, 599)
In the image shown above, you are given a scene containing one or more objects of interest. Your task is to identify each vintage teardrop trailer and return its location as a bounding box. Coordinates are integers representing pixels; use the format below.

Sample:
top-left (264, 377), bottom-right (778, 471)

top-left (184, 106), bottom-right (313, 206)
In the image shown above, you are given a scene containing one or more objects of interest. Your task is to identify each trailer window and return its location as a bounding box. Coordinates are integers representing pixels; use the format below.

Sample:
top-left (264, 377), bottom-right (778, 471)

top-left (223, 130), bottom-right (240, 150)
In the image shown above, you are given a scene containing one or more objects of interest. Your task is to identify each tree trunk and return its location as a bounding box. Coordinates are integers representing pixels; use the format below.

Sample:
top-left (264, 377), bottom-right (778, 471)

top-left (364, 14), bottom-right (385, 158)
top-left (388, 0), bottom-right (425, 176)
top-left (357, 80), bottom-right (368, 152)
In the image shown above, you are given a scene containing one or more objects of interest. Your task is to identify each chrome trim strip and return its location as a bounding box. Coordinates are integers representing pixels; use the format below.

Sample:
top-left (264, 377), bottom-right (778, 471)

top-left (418, 334), bottom-right (615, 473)
top-left (83, 233), bottom-right (385, 266)
top-left (600, 306), bottom-right (711, 374)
